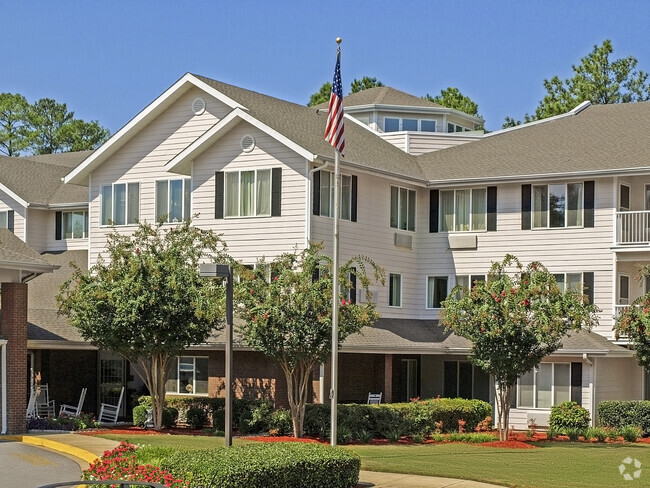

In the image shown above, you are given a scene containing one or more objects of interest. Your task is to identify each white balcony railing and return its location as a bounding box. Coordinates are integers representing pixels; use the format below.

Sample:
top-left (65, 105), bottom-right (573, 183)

top-left (616, 210), bottom-right (650, 245)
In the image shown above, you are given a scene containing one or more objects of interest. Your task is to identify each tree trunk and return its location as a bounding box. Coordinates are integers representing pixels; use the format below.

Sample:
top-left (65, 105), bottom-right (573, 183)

top-left (495, 382), bottom-right (513, 441)
top-left (133, 353), bottom-right (171, 431)
top-left (281, 359), bottom-right (314, 438)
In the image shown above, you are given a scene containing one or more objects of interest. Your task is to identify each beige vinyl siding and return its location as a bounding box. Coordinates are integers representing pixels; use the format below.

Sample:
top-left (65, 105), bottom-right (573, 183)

top-left (0, 189), bottom-right (25, 241)
top-left (594, 357), bottom-right (643, 422)
top-left (419, 179), bottom-right (616, 337)
top-left (89, 88), bottom-right (226, 266)
top-left (312, 172), bottom-right (423, 318)
top-left (379, 132), bottom-right (483, 155)
top-left (191, 122), bottom-right (307, 263)
top-left (25, 208), bottom-right (87, 253)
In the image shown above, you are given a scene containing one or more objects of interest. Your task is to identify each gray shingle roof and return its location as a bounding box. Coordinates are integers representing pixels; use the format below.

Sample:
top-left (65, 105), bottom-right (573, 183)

top-left (0, 228), bottom-right (55, 269)
top-left (315, 86), bottom-right (446, 110)
top-left (192, 75), bottom-right (425, 180)
top-left (418, 102), bottom-right (650, 183)
top-left (0, 152), bottom-right (89, 205)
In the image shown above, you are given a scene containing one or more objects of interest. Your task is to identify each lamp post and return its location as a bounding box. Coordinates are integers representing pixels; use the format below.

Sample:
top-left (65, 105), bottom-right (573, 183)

top-left (199, 263), bottom-right (233, 447)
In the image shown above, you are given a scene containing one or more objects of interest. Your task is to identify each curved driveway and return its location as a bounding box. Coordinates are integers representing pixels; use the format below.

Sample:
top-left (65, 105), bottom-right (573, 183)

top-left (0, 440), bottom-right (81, 488)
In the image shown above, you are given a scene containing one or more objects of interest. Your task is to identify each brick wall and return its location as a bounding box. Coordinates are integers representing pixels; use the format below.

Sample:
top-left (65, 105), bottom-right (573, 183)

top-left (0, 283), bottom-right (28, 434)
top-left (337, 353), bottom-right (385, 404)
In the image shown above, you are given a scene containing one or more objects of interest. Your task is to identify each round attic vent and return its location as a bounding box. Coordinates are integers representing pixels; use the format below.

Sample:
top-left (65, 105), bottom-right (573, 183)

top-left (241, 135), bottom-right (256, 152)
top-left (192, 97), bottom-right (206, 115)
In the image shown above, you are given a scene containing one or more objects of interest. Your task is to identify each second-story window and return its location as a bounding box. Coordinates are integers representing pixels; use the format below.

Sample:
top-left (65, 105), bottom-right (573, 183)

top-left (317, 170), bottom-right (353, 220)
top-left (390, 186), bottom-right (416, 231)
top-left (440, 188), bottom-right (486, 232)
top-left (156, 179), bottom-right (191, 223)
top-left (385, 118), bottom-right (437, 132)
top-left (225, 169), bottom-right (271, 217)
top-left (100, 183), bottom-right (139, 226)
top-left (63, 211), bottom-right (88, 239)
top-left (532, 183), bottom-right (583, 228)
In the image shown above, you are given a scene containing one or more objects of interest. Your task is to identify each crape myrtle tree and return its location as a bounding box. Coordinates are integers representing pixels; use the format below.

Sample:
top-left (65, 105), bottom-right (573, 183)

top-left (234, 243), bottom-right (384, 438)
top-left (57, 221), bottom-right (227, 430)
top-left (441, 255), bottom-right (598, 441)
top-left (615, 264), bottom-right (650, 368)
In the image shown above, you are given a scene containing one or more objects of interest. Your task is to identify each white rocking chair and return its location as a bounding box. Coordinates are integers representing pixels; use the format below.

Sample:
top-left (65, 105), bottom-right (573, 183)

top-left (59, 388), bottom-right (87, 416)
top-left (35, 384), bottom-right (56, 417)
top-left (367, 392), bottom-right (382, 404)
top-left (99, 386), bottom-right (125, 424)
top-left (26, 388), bottom-right (37, 418)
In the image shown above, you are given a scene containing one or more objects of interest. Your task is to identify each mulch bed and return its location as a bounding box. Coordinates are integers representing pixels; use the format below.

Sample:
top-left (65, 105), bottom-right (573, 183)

top-left (480, 440), bottom-right (539, 449)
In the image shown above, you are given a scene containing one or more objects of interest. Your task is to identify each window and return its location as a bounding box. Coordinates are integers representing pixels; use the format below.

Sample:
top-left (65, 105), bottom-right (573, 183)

top-left (62, 211), bottom-right (88, 239)
top-left (439, 188), bottom-right (486, 232)
top-left (156, 179), bottom-right (191, 222)
top-left (389, 273), bottom-right (402, 307)
top-left (454, 274), bottom-right (486, 298)
top-left (518, 363), bottom-right (571, 408)
top-left (384, 117), bottom-right (437, 132)
top-left (447, 122), bottom-right (467, 133)
top-left (0, 211), bottom-right (10, 229)
top-left (318, 170), bottom-right (352, 220)
top-left (443, 361), bottom-right (490, 401)
top-left (165, 356), bottom-right (208, 395)
top-left (390, 186), bottom-right (416, 231)
top-left (553, 273), bottom-right (583, 293)
top-left (532, 183), bottom-right (583, 228)
top-left (100, 183), bottom-right (139, 226)
top-left (426, 276), bottom-right (448, 308)
top-left (225, 169), bottom-right (271, 218)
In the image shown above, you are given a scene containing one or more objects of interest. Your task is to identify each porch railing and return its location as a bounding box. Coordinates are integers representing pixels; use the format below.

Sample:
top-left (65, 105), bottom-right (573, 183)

top-left (616, 210), bottom-right (650, 245)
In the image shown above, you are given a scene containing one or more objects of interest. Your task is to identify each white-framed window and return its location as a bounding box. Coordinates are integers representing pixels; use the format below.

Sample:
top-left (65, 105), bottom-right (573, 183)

top-left (532, 183), bottom-right (583, 228)
top-left (384, 117), bottom-right (437, 133)
top-left (225, 169), bottom-right (272, 218)
top-left (100, 183), bottom-right (140, 226)
top-left (318, 170), bottom-right (352, 220)
top-left (426, 276), bottom-right (448, 309)
top-left (447, 122), bottom-right (468, 133)
top-left (0, 211), bottom-right (9, 229)
top-left (390, 186), bottom-right (416, 231)
top-left (518, 363), bottom-right (571, 408)
top-left (156, 178), bottom-right (191, 223)
top-left (553, 273), bottom-right (584, 293)
top-left (454, 274), bottom-right (486, 298)
top-left (165, 356), bottom-right (209, 395)
top-left (389, 273), bottom-right (402, 307)
top-left (440, 188), bottom-right (486, 232)
top-left (62, 210), bottom-right (88, 239)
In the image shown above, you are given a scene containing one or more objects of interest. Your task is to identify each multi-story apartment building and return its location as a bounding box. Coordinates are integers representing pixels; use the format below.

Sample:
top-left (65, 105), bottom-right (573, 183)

top-left (1, 73), bottom-right (647, 433)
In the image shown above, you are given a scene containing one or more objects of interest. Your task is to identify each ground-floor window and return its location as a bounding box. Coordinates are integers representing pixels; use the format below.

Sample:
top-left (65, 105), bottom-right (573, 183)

top-left (166, 356), bottom-right (209, 395)
top-left (443, 360), bottom-right (490, 402)
top-left (517, 362), bottom-right (583, 408)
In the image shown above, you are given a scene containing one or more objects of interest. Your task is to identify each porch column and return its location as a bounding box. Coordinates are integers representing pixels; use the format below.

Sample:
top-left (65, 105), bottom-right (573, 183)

top-left (0, 283), bottom-right (28, 434)
top-left (384, 354), bottom-right (393, 403)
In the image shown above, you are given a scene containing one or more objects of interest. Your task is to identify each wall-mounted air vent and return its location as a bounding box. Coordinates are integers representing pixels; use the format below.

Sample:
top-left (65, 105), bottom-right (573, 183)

top-left (241, 135), bottom-right (256, 153)
top-left (192, 97), bottom-right (206, 115)
top-left (394, 233), bottom-right (413, 249)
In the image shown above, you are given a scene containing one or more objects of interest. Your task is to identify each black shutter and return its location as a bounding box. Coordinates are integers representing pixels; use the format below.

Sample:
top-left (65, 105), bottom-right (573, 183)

top-left (351, 175), bottom-right (358, 222)
top-left (271, 168), bottom-right (282, 217)
top-left (7, 210), bottom-right (14, 233)
top-left (313, 171), bottom-right (321, 216)
top-left (350, 269), bottom-right (357, 304)
top-left (583, 272), bottom-right (595, 305)
top-left (429, 189), bottom-right (439, 233)
top-left (571, 362), bottom-right (583, 405)
top-left (521, 184), bottom-right (531, 230)
top-left (215, 172), bottom-right (224, 219)
top-left (584, 180), bottom-right (595, 228)
top-left (487, 186), bottom-right (497, 232)
top-left (55, 211), bottom-right (62, 240)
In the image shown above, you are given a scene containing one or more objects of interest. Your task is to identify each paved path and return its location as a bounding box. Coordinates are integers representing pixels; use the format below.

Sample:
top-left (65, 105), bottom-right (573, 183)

top-left (3, 433), bottom-right (504, 487)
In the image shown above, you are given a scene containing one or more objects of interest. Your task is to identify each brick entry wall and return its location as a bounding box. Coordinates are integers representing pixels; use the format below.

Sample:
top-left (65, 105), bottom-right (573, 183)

top-left (0, 283), bottom-right (28, 434)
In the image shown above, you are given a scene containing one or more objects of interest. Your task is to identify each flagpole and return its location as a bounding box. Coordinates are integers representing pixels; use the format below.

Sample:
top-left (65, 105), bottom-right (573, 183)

top-left (330, 37), bottom-right (342, 448)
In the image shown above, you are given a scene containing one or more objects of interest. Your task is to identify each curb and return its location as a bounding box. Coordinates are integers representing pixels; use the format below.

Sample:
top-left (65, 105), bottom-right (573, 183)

top-left (3, 435), bottom-right (98, 465)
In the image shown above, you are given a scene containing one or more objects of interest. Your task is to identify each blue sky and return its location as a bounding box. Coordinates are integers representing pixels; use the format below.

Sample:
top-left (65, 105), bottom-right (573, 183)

top-left (3, 0), bottom-right (650, 132)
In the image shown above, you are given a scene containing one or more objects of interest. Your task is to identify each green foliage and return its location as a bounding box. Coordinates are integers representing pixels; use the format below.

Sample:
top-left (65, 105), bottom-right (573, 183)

top-left (549, 402), bottom-right (591, 432)
top-left (584, 427), bottom-right (607, 442)
top-left (307, 82), bottom-right (332, 106)
top-left (162, 443), bottom-right (360, 488)
top-left (185, 406), bottom-right (209, 429)
top-left (27, 413), bottom-right (99, 431)
top-left (0, 93), bottom-right (31, 156)
top-left (424, 87), bottom-right (481, 117)
top-left (598, 400), bottom-right (650, 435)
top-left (504, 40), bottom-right (650, 127)
top-left (58, 221), bottom-right (227, 430)
top-left (563, 427), bottom-right (584, 442)
top-left (350, 76), bottom-right (384, 93)
top-left (614, 266), bottom-right (650, 368)
top-left (235, 242), bottom-right (383, 437)
top-left (618, 425), bottom-right (642, 442)
top-left (268, 408), bottom-right (293, 436)
top-left (441, 254), bottom-right (598, 440)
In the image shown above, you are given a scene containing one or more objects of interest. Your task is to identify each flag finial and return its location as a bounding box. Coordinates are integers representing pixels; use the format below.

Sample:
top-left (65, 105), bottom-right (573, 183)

top-left (336, 37), bottom-right (342, 44)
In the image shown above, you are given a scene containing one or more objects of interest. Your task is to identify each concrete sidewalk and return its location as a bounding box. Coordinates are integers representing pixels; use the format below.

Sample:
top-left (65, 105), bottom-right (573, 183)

top-left (3, 432), bottom-right (503, 487)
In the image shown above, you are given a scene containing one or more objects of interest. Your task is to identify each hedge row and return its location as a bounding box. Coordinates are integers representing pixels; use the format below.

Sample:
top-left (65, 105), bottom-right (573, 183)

top-left (162, 443), bottom-right (360, 488)
top-left (598, 401), bottom-right (650, 435)
top-left (304, 398), bottom-right (492, 438)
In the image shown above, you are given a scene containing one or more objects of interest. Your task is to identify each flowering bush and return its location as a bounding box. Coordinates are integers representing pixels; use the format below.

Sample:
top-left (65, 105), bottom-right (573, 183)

top-left (83, 442), bottom-right (188, 488)
top-left (27, 413), bottom-right (98, 431)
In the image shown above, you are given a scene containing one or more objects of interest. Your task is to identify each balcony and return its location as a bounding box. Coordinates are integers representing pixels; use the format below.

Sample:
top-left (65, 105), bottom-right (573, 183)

top-left (616, 210), bottom-right (650, 245)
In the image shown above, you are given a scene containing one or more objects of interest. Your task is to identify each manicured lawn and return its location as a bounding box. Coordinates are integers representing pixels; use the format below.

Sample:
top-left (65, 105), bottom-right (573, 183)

top-left (96, 434), bottom-right (649, 488)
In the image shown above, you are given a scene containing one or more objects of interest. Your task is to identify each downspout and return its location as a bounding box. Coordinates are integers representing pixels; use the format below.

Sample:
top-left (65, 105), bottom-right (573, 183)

top-left (1, 339), bottom-right (7, 434)
top-left (305, 160), bottom-right (329, 247)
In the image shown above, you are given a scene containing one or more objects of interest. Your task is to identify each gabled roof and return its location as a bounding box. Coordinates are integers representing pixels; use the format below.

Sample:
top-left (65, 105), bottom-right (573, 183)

top-left (0, 228), bottom-right (59, 275)
top-left (418, 101), bottom-right (650, 184)
top-left (0, 152), bottom-right (88, 207)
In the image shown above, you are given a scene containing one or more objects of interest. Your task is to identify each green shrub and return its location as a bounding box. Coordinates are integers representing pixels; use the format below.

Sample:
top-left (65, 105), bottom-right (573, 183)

top-left (618, 425), bottom-right (642, 442)
top-left (545, 427), bottom-right (559, 439)
top-left (598, 400), bottom-right (650, 436)
top-left (584, 426), bottom-right (607, 442)
top-left (133, 405), bottom-right (148, 426)
top-left (563, 427), bottom-right (584, 441)
top-left (549, 401), bottom-right (590, 433)
top-left (134, 445), bottom-right (179, 466)
top-left (186, 406), bottom-right (209, 429)
top-left (269, 408), bottom-right (293, 436)
top-left (162, 443), bottom-right (360, 488)
top-left (444, 433), bottom-right (497, 443)
top-left (337, 425), bottom-right (354, 445)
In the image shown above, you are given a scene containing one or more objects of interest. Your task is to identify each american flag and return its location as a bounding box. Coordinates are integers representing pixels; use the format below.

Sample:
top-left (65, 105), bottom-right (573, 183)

top-left (324, 50), bottom-right (345, 155)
